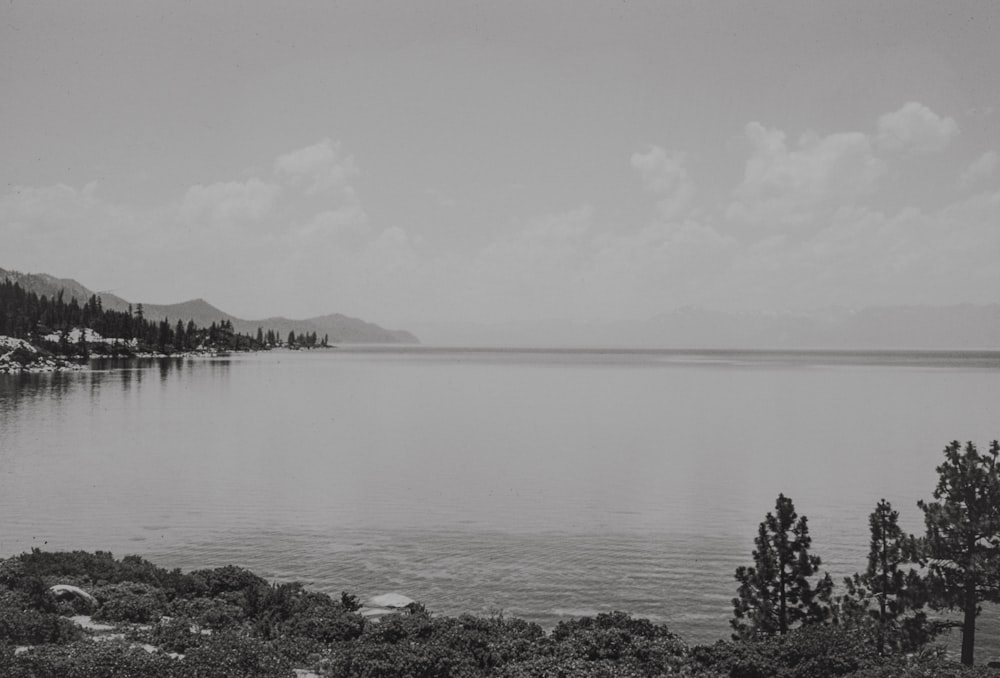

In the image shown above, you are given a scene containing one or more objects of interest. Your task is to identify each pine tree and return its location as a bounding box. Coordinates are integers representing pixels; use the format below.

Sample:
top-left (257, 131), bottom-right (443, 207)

top-left (840, 499), bottom-right (931, 654)
top-left (732, 493), bottom-right (833, 638)
top-left (918, 440), bottom-right (1000, 666)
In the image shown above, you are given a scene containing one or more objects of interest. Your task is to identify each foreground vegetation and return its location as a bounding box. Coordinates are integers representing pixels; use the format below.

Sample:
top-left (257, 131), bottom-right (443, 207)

top-left (2, 440), bottom-right (998, 677)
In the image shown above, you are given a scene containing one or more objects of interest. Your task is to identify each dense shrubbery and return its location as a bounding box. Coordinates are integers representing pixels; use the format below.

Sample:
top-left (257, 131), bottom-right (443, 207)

top-left (0, 545), bottom-right (994, 678)
top-left (691, 624), bottom-right (877, 678)
top-left (0, 607), bottom-right (83, 645)
top-left (0, 640), bottom-right (180, 678)
top-left (92, 582), bottom-right (168, 623)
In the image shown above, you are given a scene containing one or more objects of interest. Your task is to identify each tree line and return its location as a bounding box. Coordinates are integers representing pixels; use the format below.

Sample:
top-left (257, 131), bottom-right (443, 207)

top-left (0, 279), bottom-right (327, 357)
top-left (731, 439), bottom-right (1000, 666)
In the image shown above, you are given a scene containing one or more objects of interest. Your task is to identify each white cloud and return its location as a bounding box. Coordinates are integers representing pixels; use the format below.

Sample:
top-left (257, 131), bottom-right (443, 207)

top-left (297, 205), bottom-right (369, 240)
top-left (6, 122), bottom-right (1000, 328)
top-left (274, 139), bottom-right (359, 195)
top-left (876, 101), bottom-right (959, 154)
top-left (476, 205), bottom-right (594, 278)
top-left (0, 182), bottom-right (155, 292)
top-left (180, 178), bottom-right (280, 222)
top-left (718, 185), bottom-right (1000, 310)
top-left (630, 146), bottom-right (695, 219)
top-left (726, 122), bottom-right (884, 229)
top-left (958, 150), bottom-right (998, 189)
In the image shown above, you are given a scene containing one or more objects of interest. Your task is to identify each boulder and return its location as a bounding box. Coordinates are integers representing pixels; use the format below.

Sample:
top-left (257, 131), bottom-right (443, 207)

top-left (366, 592), bottom-right (416, 609)
top-left (49, 584), bottom-right (98, 606)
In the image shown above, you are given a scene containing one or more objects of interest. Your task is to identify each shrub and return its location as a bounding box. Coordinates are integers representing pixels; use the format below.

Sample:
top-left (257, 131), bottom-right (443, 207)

top-left (147, 616), bottom-right (204, 654)
top-left (92, 582), bottom-right (167, 623)
top-left (176, 632), bottom-right (295, 678)
top-left (0, 608), bottom-right (83, 645)
top-left (2, 639), bottom-right (178, 678)
top-left (252, 582), bottom-right (365, 643)
top-left (168, 595), bottom-right (245, 629)
top-left (690, 624), bottom-right (876, 678)
top-left (546, 612), bottom-right (688, 676)
top-left (319, 639), bottom-right (474, 678)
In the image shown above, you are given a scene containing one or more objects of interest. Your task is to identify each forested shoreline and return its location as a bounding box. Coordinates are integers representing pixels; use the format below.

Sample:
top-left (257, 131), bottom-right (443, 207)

top-left (2, 441), bottom-right (1000, 677)
top-left (0, 280), bottom-right (328, 367)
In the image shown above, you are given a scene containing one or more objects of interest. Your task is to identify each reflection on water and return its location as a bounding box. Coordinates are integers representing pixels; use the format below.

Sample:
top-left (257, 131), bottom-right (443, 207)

top-left (2, 349), bottom-right (1000, 653)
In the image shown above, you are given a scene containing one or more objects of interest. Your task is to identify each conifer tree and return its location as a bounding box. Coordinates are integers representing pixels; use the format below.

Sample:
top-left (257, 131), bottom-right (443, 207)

top-left (732, 493), bottom-right (833, 638)
top-left (917, 440), bottom-right (1000, 666)
top-left (840, 499), bottom-right (931, 655)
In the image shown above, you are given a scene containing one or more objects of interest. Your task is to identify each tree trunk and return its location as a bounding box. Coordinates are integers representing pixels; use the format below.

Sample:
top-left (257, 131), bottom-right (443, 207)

top-left (779, 568), bottom-right (787, 634)
top-left (879, 519), bottom-right (888, 656)
top-left (962, 576), bottom-right (977, 666)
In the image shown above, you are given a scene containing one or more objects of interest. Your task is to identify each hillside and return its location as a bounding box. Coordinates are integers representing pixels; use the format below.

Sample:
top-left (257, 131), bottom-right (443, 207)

top-left (0, 267), bottom-right (419, 344)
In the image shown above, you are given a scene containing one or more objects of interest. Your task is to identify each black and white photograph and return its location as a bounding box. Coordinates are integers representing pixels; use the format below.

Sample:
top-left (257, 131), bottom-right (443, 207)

top-left (2, 2), bottom-right (1000, 675)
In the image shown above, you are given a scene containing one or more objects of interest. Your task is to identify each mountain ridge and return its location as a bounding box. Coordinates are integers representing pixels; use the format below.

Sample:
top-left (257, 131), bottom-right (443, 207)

top-left (0, 267), bottom-right (419, 344)
top-left (6, 266), bottom-right (1000, 350)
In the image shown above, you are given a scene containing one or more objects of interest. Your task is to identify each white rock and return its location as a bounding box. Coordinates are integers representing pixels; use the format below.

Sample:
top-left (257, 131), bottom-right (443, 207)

top-left (50, 584), bottom-right (98, 605)
top-left (367, 593), bottom-right (416, 609)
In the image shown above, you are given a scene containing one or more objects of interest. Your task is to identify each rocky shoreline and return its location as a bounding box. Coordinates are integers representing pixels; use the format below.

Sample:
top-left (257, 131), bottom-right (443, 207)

top-left (0, 335), bottom-right (239, 375)
top-left (0, 357), bottom-right (88, 374)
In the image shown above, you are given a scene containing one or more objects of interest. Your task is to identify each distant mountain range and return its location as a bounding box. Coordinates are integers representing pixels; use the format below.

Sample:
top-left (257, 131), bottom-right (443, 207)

top-left (6, 266), bottom-right (1000, 350)
top-left (0, 267), bottom-right (419, 344)
top-left (410, 305), bottom-right (1000, 350)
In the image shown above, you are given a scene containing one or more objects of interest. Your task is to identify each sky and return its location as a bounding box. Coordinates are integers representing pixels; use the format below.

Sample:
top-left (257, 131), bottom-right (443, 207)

top-left (2, 1), bottom-right (999, 328)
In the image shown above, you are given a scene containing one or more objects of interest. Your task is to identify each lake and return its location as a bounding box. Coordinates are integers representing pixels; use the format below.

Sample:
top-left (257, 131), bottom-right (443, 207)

top-left (2, 348), bottom-right (1000, 654)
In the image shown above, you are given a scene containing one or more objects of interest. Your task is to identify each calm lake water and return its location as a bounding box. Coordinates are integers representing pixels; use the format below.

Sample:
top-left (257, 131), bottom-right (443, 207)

top-left (2, 348), bottom-right (1000, 654)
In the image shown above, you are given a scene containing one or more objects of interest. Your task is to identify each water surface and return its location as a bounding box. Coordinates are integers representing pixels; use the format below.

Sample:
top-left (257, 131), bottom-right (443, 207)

top-left (2, 348), bottom-right (999, 653)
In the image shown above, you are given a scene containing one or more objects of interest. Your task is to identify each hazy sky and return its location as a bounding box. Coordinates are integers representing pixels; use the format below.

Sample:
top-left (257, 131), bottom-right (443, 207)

top-left (2, 2), bottom-right (999, 326)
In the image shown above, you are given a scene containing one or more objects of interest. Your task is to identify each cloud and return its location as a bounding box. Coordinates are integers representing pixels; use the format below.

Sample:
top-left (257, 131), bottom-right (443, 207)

top-left (6, 124), bottom-right (1000, 328)
top-left (876, 101), bottom-right (959, 154)
top-left (630, 146), bottom-right (695, 219)
top-left (718, 184), bottom-right (1000, 310)
top-left (958, 150), bottom-right (998, 189)
top-left (0, 182), bottom-right (154, 292)
top-left (726, 122), bottom-right (884, 229)
top-left (297, 205), bottom-right (369, 241)
top-left (274, 139), bottom-right (359, 195)
top-left (0, 182), bottom-right (103, 234)
top-left (180, 178), bottom-right (281, 222)
top-left (477, 205), bottom-right (593, 275)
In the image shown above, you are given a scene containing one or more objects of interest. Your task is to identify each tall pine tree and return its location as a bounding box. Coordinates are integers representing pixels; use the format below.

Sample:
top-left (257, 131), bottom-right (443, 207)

top-left (732, 493), bottom-right (833, 637)
top-left (840, 499), bottom-right (932, 655)
top-left (918, 440), bottom-right (1000, 666)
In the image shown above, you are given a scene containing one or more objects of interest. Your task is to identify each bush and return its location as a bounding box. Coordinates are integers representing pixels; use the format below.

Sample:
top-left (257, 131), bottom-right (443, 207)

top-left (0, 608), bottom-right (83, 645)
top-left (319, 639), bottom-right (474, 678)
top-left (2, 639), bottom-right (178, 678)
top-left (546, 611), bottom-right (688, 676)
top-left (844, 653), bottom-right (998, 678)
top-left (176, 632), bottom-right (295, 678)
top-left (252, 582), bottom-right (365, 643)
top-left (690, 624), bottom-right (876, 678)
top-left (168, 595), bottom-right (245, 629)
top-left (93, 582), bottom-right (167, 623)
top-left (146, 616), bottom-right (204, 654)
